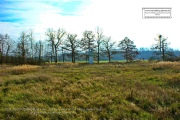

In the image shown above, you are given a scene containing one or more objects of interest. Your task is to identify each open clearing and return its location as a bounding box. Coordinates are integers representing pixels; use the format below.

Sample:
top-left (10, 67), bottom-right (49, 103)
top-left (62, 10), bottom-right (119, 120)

top-left (0, 62), bottom-right (180, 119)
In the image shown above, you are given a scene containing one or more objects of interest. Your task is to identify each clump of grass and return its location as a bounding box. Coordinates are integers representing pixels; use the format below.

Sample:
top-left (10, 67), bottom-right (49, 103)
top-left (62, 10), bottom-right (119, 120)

top-left (152, 62), bottom-right (180, 72)
top-left (60, 62), bottom-right (79, 68)
top-left (12, 65), bottom-right (40, 75)
top-left (0, 65), bottom-right (40, 75)
top-left (2, 87), bottom-right (9, 96)
top-left (4, 74), bottom-right (51, 86)
top-left (154, 61), bottom-right (180, 69)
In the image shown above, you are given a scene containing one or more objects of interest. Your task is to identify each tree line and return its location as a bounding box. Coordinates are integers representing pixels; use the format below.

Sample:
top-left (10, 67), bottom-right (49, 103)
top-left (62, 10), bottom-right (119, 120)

top-left (0, 27), bottom-right (176, 65)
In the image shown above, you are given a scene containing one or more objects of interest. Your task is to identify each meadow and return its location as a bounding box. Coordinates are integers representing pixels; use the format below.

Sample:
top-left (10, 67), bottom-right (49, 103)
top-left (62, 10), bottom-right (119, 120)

top-left (0, 61), bottom-right (179, 119)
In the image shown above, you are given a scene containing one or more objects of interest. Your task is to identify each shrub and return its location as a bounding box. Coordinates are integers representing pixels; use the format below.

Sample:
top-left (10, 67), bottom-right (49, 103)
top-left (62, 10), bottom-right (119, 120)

top-left (148, 56), bottom-right (157, 62)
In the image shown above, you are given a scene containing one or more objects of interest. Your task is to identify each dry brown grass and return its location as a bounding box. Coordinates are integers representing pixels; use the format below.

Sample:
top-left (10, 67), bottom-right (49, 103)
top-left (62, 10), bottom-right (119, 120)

top-left (154, 61), bottom-right (180, 68)
top-left (0, 65), bottom-right (40, 75)
top-left (0, 62), bottom-right (179, 119)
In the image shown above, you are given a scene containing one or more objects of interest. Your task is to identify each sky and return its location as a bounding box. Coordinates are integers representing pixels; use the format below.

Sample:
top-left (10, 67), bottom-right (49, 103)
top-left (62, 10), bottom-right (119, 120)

top-left (0, 0), bottom-right (180, 49)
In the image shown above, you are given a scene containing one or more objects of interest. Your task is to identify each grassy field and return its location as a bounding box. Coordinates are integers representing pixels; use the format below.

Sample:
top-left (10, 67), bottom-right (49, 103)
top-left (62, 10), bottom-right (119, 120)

top-left (0, 62), bottom-right (179, 119)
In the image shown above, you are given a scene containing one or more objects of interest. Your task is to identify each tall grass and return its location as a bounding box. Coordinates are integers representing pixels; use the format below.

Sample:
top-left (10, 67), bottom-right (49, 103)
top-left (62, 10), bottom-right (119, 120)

top-left (0, 62), bottom-right (179, 119)
top-left (0, 65), bottom-right (40, 75)
top-left (154, 61), bottom-right (180, 68)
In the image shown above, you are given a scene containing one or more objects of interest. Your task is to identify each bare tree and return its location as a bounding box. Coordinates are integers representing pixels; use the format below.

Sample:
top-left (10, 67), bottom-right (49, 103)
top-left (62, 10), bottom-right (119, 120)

top-left (0, 34), bottom-right (5, 64)
top-left (80, 30), bottom-right (95, 62)
top-left (34, 40), bottom-right (43, 64)
top-left (152, 34), bottom-right (169, 61)
top-left (45, 28), bottom-right (65, 63)
top-left (96, 27), bottom-right (104, 63)
top-left (45, 28), bottom-right (56, 63)
top-left (64, 33), bottom-right (79, 63)
top-left (55, 28), bottom-right (66, 63)
top-left (4, 34), bottom-right (13, 63)
top-left (39, 41), bottom-right (43, 63)
top-left (17, 31), bottom-right (29, 64)
top-left (28, 29), bottom-right (34, 59)
top-left (81, 30), bottom-right (95, 50)
top-left (118, 37), bottom-right (139, 62)
top-left (101, 37), bottom-right (116, 62)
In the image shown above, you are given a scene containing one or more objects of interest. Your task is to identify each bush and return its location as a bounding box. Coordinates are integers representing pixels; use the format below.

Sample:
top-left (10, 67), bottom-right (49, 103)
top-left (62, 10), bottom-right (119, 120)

top-left (165, 56), bottom-right (180, 61)
top-left (148, 56), bottom-right (157, 62)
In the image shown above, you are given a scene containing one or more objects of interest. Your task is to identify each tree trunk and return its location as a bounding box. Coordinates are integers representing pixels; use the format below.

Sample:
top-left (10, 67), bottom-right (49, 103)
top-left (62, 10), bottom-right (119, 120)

top-left (51, 53), bottom-right (52, 63)
top-left (97, 44), bottom-right (100, 63)
top-left (162, 47), bottom-right (165, 61)
top-left (74, 54), bottom-right (76, 63)
top-left (22, 41), bottom-right (26, 64)
top-left (0, 52), bottom-right (2, 64)
top-left (126, 48), bottom-right (128, 62)
top-left (108, 50), bottom-right (111, 63)
top-left (55, 51), bottom-right (58, 63)
top-left (71, 52), bottom-right (73, 63)
top-left (6, 44), bottom-right (10, 64)
top-left (54, 46), bottom-right (58, 63)
top-left (1, 44), bottom-right (4, 64)
top-left (38, 43), bottom-right (42, 64)
top-left (71, 50), bottom-right (74, 63)
top-left (108, 55), bottom-right (111, 63)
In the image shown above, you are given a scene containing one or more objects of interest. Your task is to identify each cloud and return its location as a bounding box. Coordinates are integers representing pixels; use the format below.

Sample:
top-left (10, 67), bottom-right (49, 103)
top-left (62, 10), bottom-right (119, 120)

top-left (0, 0), bottom-right (88, 40)
top-left (0, 0), bottom-right (180, 49)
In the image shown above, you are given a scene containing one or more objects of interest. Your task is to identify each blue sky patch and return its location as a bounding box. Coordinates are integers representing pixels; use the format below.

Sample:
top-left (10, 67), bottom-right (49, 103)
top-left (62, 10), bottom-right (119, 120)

top-left (0, 0), bottom-right (84, 22)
